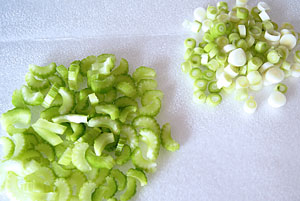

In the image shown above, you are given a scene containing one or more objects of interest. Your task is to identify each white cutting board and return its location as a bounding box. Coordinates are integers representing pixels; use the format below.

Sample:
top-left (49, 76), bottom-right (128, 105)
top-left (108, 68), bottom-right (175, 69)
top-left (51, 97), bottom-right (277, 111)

top-left (1, 0), bottom-right (300, 200)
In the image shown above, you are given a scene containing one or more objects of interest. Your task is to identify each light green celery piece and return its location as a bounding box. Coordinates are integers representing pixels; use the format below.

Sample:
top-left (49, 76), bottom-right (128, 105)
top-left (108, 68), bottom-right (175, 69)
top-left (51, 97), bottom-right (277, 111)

top-left (79, 182), bottom-right (96, 201)
top-left (131, 147), bottom-right (157, 173)
top-left (5, 172), bottom-right (31, 201)
top-left (35, 143), bottom-right (55, 162)
top-left (58, 147), bottom-right (73, 166)
top-left (68, 61), bottom-right (81, 91)
top-left (32, 125), bottom-right (63, 146)
top-left (12, 88), bottom-right (27, 108)
top-left (80, 55), bottom-right (97, 76)
top-left (88, 116), bottom-right (121, 134)
top-left (86, 148), bottom-right (115, 169)
top-left (94, 133), bottom-right (115, 156)
top-left (92, 57), bottom-right (115, 75)
top-left (52, 161), bottom-right (72, 178)
top-left (25, 71), bottom-right (50, 90)
top-left (68, 171), bottom-right (86, 195)
top-left (139, 128), bottom-right (160, 161)
top-left (132, 115), bottom-right (161, 135)
top-left (139, 97), bottom-right (161, 117)
top-left (120, 177), bottom-right (137, 201)
top-left (52, 114), bottom-right (88, 124)
top-left (56, 65), bottom-right (68, 84)
top-left (111, 58), bottom-right (129, 75)
top-left (29, 62), bottom-right (56, 78)
top-left (120, 124), bottom-right (138, 149)
top-left (95, 104), bottom-right (119, 120)
top-left (141, 90), bottom-right (164, 106)
top-left (54, 178), bottom-right (71, 201)
top-left (0, 136), bottom-right (15, 159)
top-left (116, 144), bottom-right (131, 165)
top-left (40, 106), bottom-right (60, 121)
top-left (133, 66), bottom-right (156, 83)
top-left (127, 168), bottom-right (147, 186)
top-left (111, 169), bottom-right (127, 191)
top-left (119, 106), bottom-right (137, 123)
top-left (161, 123), bottom-right (180, 152)
top-left (92, 176), bottom-right (117, 200)
top-left (34, 118), bottom-right (67, 134)
top-left (58, 87), bottom-right (75, 114)
top-left (25, 167), bottom-right (55, 186)
top-left (116, 81), bottom-right (137, 97)
top-left (0, 107), bottom-right (31, 135)
top-left (42, 83), bottom-right (60, 108)
top-left (72, 142), bottom-right (92, 172)
top-left (137, 79), bottom-right (158, 96)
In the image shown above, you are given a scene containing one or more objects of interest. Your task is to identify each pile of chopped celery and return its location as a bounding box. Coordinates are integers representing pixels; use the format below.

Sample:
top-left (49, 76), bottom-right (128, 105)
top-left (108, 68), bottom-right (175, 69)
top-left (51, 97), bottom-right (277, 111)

top-left (182, 0), bottom-right (300, 113)
top-left (0, 54), bottom-right (179, 201)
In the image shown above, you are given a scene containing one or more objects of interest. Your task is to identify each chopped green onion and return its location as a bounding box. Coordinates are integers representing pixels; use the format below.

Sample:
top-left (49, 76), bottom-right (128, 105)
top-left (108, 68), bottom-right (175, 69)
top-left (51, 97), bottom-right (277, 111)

top-left (268, 91), bottom-right (286, 108)
top-left (243, 96), bottom-right (257, 114)
top-left (206, 93), bottom-right (222, 106)
top-left (274, 83), bottom-right (288, 94)
top-left (184, 38), bottom-right (196, 49)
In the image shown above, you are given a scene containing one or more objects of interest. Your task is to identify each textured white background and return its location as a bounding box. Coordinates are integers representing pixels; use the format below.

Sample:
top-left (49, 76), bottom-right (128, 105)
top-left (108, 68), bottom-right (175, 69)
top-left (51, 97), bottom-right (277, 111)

top-left (1, 0), bottom-right (300, 201)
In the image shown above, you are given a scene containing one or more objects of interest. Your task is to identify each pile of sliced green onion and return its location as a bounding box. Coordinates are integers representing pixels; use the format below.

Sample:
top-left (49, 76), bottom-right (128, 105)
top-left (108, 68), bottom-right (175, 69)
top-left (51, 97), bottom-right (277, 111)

top-left (182, 0), bottom-right (300, 113)
top-left (0, 54), bottom-right (179, 201)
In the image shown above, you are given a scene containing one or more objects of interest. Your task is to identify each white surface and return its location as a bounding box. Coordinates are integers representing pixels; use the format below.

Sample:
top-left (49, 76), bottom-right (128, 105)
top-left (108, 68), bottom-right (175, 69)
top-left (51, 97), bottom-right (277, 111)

top-left (1, 0), bottom-right (300, 201)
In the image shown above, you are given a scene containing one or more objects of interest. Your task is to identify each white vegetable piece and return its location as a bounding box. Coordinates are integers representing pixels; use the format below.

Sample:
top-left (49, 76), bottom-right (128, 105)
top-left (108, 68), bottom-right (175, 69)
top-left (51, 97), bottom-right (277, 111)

top-left (216, 67), bottom-right (225, 80)
top-left (291, 63), bottom-right (300, 77)
top-left (228, 48), bottom-right (247, 67)
top-left (224, 65), bottom-right (239, 78)
top-left (236, 76), bottom-right (249, 89)
top-left (250, 81), bottom-right (263, 91)
top-left (265, 30), bottom-right (281, 42)
top-left (238, 25), bottom-right (247, 38)
top-left (182, 20), bottom-right (192, 29)
top-left (268, 91), bottom-right (287, 108)
top-left (259, 62), bottom-right (274, 73)
top-left (201, 54), bottom-right (209, 65)
top-left (223, 44), bottom-right (236, 53)
top-left (243, 97), bottom-right (257, 114)
top-left (202, 19), bottom-right (212, 32)
top-left (257, 2), bottom-right (270, 11)
top-left (247, 71), bottom-right (262, 85)
top-left (280, 34), bottom-right (297, 50)
top-left (236, 0), bottom-right (248, 7)
top-left (194, 7), bottom-right (207, 22)
top-left (280, 29), bottom-right (291, 35)
top-left (259, 11), bottom-right (270, 21)
top-left (265, 67), bottom-right (285, 84)
top-left (217, 72), bottom-right (232, 88)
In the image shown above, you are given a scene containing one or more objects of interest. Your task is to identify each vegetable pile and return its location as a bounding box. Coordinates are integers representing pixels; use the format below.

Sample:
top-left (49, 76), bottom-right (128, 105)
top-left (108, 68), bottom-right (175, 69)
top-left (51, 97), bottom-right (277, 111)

top-left (182, 0), bottom-right (300, 113)
top-left (0, 54), bottom-right (179, 201)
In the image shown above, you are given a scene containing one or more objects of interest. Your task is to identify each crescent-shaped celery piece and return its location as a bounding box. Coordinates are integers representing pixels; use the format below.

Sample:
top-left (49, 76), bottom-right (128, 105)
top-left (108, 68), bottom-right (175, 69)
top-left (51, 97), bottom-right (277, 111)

top-left (52, 114), bottom-right (88, 124)
top-left (80, 55), bottom-right (97, 76)
top-left (119, 106), bottom-right (137, 123)
top-left (58, 87), bottom-right (75, 114)
top-left (12, 133), bottom-right (26, 158)
top-left (11, 88), bottom-right (27, 108)
top-left (58, 147), bottom-right (73, 166)
top-left (42, 83), bottom-right (60, 108)
top-left (54, 178), bottom-right (71, 201)
top-left (40, 106), bottom-right (60, 121)
top-left (139, 97), bottom-right (161, 117)
top-left (95, 104), bottom-right (119, 120)
top-left (48, 74), bottom-right (65, 87)
top-left (139, 128), bottom-right (160, 161)
top-left (0, 107), bottom-right (31, 135)
top-left (90, 74), bottom-right (116, 93)
top-left (72, 142), bottom-right (91, 172)
top-left (34, 118), bottom-right (67, 135)
top-left (32, 125), bottom-right (63, 146)
top-left (111, 58), bottom-right (129, 75)
top-left (56, 65), bottom-right (68, 84)
top-left (116, 81), bottom-right (137, 98)
top-left (25, 167), bottom-right (55, 186)
top-left (94, 133), bottom-right (115, 156)
top-left (25, 71), bottom-right (50, 90)
top-left (114, 96), bottom-right (138, 108)
top-left (92, 57), bottom-right (115, 75)
top-left (0, 137), bottom-right (15, 160)
top-left (88, 116), bottom-right (121, 134)
top-left (114, 74), bottom-right (135, 86)
top-left (132, 66), bottom-right (156, 83)
top-left (94, 168), bottom-right (110, 186)
top-left (141, 90), bottom-right (164, 106)
top-left (69, 122), bottom-right (85, 142)
top-left (120, 124), bottom-right (138, 149)
top-left (35, 143), bottom-right (55, 162)
top-left (131, 147), bottom-right (157, 173)
top-left (67, 171), bottom-right (86, 195)
top-left (111, 169), bottom-right (127, 191)
top-left (161, 123), bottom-right (180, 152)
top-left (116, 144), bottom-right (131, 165)
top-left (137, 79), bottom-right (157, 96)
top-left (86, 148), bottom-right (115, 169)
top-left (5, 172), bottom-right (31, 201)
top-left (120, 177), bottom-right (137, 201)
top-left (52, 161), bottom-right (72, 178)
top-left (68, 61), bottom-right (81, 91)
top-left (79, 182), bottom-right (97, 201)
top-left (92, 176), bottom-right (117, 200)
top-left (29, 62), bottom-right (56, 78)
top-left (132, 115), bottom-right (161, 135)
top-left (127, 168), bottom-right (147, 186)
